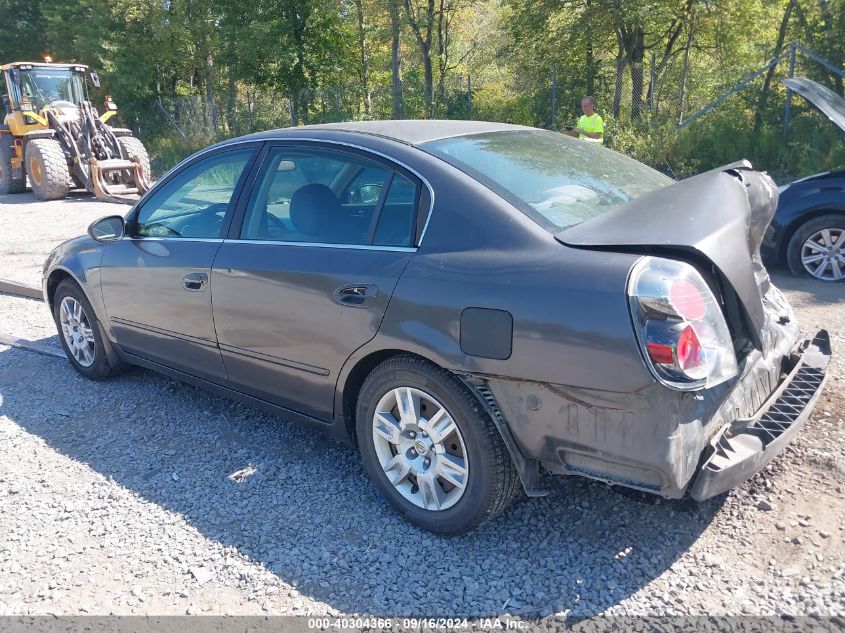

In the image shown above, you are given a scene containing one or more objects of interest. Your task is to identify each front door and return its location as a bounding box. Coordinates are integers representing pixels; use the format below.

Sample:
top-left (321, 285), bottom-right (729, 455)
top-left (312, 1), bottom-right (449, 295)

top-left (100, 145), bottom-right (257, 381)
top-left (211, 143), bottom-right (423, 419)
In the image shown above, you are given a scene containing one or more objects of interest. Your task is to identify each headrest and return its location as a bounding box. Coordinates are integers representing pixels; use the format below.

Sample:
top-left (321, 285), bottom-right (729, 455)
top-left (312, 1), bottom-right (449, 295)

top-left (289, 183), bottom-right (341, 237)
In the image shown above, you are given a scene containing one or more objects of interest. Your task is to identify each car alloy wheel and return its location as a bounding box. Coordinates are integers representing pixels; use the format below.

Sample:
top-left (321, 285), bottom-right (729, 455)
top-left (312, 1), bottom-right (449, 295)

top-left (801, 227), bottom-right (845, 281)
top-left (59, 296), bottom-right (96, 367)
top-left (371, 386), bottom-right (469, 511)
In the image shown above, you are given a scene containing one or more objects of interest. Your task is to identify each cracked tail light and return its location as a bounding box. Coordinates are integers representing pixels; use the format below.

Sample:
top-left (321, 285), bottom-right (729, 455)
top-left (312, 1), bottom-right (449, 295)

top-left (628, 257), bottom-right (738, 390)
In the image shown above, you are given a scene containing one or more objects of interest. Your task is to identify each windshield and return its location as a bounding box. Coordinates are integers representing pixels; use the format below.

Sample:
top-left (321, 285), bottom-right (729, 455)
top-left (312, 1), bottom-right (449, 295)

top-left (422, 129), bottom-right (672, 231)
top-left (19, 68), bottom-right (86, 109)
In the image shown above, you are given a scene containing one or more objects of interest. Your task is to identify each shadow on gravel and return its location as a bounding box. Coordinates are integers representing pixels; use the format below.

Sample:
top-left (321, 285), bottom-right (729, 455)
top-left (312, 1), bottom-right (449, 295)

top-left (769, 271), bottom-right (845, 306)
top-left (0, 340), bottom-right (721, 617)
top-left (0, 191), bottom-right (110, 206)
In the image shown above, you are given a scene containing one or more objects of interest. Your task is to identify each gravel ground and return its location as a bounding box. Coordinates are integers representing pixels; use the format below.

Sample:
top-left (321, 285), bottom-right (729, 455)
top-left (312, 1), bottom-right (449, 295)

top-left (0, 196), bottom-right (843, 618)
top-left (0, 192), bottom-right (124, 288)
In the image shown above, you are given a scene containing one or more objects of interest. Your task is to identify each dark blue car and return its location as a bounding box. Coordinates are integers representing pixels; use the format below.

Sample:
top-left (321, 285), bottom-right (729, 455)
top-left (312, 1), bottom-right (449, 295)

top-left (762, 77), bottom-right (845, 282)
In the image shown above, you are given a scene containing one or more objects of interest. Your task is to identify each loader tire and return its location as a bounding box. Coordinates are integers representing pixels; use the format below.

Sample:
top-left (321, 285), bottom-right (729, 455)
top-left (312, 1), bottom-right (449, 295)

top-left (25, 139), bottom-right (71, 201)
top-left (0, 138), bottom-right (27, 194)
top-left (118, 136), bottom-right (151, 184)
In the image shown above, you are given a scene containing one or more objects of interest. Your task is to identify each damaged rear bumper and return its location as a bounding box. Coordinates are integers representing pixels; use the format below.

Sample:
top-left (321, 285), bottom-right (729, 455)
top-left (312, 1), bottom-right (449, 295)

top-left (689, 329), bottom-right (831, 500)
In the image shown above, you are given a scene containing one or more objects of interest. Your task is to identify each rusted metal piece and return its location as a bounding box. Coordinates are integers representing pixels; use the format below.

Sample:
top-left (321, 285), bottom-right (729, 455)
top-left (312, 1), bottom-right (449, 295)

top-left (0, 278), bottom-right (43, 301)
top-left (89, 155), bottom-right (151, 205)
top-left (0, 332), bottom-right (65, 359)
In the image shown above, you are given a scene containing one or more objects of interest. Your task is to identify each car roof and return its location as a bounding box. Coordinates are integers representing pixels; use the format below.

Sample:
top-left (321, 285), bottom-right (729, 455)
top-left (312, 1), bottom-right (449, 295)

top-left (239, 120), bottom-right (535, 146)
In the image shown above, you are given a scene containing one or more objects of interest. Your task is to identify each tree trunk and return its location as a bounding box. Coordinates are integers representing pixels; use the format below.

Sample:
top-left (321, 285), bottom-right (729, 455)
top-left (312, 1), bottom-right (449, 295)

top-left (630, 26), bottom-right (645, 119)
top-left (423, 48), bottom-right (434, 117)
top-left (354, 0), bottom-right (372, 116)
top-left (203, 51), bottom-right (218, 136)
top-left (678, 14), bottom-right (695, 123)
top-left (585, 0), bottom-right (595, 95)
top-left (290, 90), bottom-right (299, 127)
top-left (754, 0), bottom-right (794, 133)
top-left (613, 46), bottom-right (626, 117)
top-left (390, 0), bottom-right (404, 118)
top-left (226, 67), bottom-right (237, 135)
top-left (404, 0), bottom-right (435, 117)
top-left (818, 0), bottom-right (844, 95)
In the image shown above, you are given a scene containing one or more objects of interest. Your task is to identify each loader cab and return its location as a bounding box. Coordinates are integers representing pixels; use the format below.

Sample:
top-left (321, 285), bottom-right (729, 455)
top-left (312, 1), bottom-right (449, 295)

top-left (2, 63), bottom-right (89, 112)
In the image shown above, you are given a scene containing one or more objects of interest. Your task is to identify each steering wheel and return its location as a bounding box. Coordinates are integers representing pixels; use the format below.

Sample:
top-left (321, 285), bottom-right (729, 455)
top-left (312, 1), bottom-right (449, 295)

top-left (180, 202), bottom-right (229, 237)
top-left (266, 213), bottom-right (287, 232)
top-left (143, 222), bottom-right (181, 237)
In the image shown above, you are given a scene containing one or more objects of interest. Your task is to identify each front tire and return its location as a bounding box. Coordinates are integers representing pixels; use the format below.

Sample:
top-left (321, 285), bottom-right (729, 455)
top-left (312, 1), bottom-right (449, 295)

top-left (0, 138), bottom-right (26, 194)
top-left (356, 355), bottom-right (519, 534)
top-left (53, 279), bottom-right (124, 380)
top-left (117, 136), bottom-right (151, 184)
top-left (786, 214), bottom-right (845, 282)
top-left (25, 138), bottom-right (71, 200)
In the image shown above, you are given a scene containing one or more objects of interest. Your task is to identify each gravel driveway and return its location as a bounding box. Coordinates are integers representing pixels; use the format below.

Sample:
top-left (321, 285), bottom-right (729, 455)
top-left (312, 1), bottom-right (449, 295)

top-left (0, 194), bottom-right (843, 618)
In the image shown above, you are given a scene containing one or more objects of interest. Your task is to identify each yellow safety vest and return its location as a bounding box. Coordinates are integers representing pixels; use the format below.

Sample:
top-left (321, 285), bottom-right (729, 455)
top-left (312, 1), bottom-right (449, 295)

top-left (577, 114), bottom-right (604, 143)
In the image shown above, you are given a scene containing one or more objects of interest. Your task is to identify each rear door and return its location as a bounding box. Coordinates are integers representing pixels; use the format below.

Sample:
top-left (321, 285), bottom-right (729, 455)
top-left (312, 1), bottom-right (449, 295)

top-left (100, 144), bottom-right (258, 381)
top-left (210, 142), bottom-right (427, 419)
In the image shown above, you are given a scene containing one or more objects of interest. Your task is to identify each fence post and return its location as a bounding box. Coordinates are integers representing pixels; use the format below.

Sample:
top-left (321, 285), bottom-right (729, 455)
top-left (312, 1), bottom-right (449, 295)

top-left (467, 73), bottom-right (472, 119)
top-left (784, 43), bottom-right (796, 136)
top-left (551, 63), bottom-right (557, 128)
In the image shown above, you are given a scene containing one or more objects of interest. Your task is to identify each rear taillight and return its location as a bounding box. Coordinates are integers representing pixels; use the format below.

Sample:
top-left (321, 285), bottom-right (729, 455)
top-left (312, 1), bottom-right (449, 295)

top-left (628, 257), bottom-right (738, 390)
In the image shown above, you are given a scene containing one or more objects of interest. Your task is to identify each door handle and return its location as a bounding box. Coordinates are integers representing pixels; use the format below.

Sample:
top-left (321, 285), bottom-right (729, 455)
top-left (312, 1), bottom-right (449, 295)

top-left (333, 283), bottom-right (378, 306)
top-left (183, 272), bottom-right (208, 292)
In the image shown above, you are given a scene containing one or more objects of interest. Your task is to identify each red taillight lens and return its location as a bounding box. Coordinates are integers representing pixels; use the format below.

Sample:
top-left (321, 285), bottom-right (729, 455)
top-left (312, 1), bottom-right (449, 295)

top-left (676, 324), bottom-right (703, 370)
top-left (647, 341), bottom-right (674, 365)
top-left (628, 257), bottom-right (738, 390)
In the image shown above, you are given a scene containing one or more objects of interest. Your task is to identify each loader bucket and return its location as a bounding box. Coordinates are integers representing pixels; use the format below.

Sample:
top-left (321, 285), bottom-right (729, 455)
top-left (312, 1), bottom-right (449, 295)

top-left (89, 156), bottom-right (152, 204)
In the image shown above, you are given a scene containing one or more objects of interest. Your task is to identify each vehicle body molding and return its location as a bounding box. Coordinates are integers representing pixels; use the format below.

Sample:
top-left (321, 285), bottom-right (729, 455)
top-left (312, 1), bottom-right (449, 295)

top-left (557, 164), bottom-right (779, 347)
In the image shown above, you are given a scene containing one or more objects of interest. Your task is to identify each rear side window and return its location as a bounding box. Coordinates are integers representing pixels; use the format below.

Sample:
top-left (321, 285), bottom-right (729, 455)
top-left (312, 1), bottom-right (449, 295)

top-left (239, 146), bottom-right (420, 247)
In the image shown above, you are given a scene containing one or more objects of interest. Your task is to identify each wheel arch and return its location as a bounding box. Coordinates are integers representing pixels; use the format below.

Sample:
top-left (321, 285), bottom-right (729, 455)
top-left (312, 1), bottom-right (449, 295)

top-left (339, 348), bottom-right (437, 446)
top-left (45, 267), bottom-right (78, 311)
top-left (336, 346), bottom-right (548, 497)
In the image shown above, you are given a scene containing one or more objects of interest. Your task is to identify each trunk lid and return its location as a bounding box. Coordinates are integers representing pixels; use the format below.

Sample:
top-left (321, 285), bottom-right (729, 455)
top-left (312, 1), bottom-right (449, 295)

top-left (556, 162), bottom-right (779, 349)
top-left (783, 76), bottom-right (845, 140)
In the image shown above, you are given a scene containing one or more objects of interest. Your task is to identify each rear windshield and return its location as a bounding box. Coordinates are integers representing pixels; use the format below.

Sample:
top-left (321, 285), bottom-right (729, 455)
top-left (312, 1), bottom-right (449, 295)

top-left (422, 129), bottom-right (672, 231)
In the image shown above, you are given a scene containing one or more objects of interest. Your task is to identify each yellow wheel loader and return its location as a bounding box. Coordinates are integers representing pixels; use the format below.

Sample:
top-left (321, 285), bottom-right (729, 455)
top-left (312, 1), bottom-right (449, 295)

top-left (0, 61), bottom-right (151, 203)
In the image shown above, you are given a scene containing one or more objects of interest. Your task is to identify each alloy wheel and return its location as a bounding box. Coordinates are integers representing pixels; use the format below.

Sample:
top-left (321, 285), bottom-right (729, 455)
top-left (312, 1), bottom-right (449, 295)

top-left (801, 227), bottom-right (845, 281)
top-left (371, 386), bottom-right (469, 511)
top-left (59, 296), bottom-right (96, 367)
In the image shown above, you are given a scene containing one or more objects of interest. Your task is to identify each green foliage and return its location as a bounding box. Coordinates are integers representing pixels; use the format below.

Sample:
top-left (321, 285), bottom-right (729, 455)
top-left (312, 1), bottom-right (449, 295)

top-left (0, 0), bottom-right (842, 180)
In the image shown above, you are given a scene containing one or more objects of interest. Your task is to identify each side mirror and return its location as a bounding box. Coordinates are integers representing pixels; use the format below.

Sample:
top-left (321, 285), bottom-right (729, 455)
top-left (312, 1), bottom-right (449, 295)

top-left (88, 215), bottom-right (125, 242)
top-left (90, 71), bottom-right (101, 89)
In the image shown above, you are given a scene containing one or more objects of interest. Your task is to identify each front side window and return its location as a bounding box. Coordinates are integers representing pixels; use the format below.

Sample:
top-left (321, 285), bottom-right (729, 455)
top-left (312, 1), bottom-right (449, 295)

top-left (19, 68), bottom-right (86, 108)
top-left (240, 147), bottom-right (419, 247)
top-left (134, 148), bottom-right (253, 239)
top-left (422, 129), bottom-right (671, 231)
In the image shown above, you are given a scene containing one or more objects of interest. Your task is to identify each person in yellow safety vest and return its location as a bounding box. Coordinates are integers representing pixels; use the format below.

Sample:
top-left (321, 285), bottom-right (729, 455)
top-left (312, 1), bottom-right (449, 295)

top-left (570, 95), bottom-right (604, 143)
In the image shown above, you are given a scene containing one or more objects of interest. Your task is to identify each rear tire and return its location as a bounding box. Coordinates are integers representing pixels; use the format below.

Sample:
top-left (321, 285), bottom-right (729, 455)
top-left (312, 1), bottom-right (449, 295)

top-left (117, 136), bottom-right (151, 183)
top-left (25, 138), bottom-right (71, 200)
top-left (0, 137), bottom-right (26, 194)
top-left (52, 279), bottom-right (125, 380)
top-left (786, 214), bottom-right (845, 282)
top-left (356, 355), bottom-right (520, 534)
